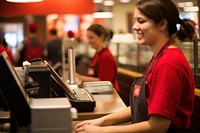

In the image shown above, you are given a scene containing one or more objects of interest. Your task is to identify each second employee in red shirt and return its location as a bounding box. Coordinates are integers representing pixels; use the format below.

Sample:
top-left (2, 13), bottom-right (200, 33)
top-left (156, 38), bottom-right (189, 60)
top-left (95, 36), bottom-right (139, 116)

top-left (76, 24), bottom-right (119, 92)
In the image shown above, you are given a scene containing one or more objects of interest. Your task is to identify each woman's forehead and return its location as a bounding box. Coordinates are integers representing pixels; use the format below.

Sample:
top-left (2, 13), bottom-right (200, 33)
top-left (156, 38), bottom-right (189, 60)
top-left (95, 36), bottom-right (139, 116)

top-left (133, 8), bottom-right (148, 20)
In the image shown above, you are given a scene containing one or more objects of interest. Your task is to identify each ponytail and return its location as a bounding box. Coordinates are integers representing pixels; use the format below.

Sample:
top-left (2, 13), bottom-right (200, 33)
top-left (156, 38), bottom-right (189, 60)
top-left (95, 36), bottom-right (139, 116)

top-left (175, 19), bottom-right (197, 41)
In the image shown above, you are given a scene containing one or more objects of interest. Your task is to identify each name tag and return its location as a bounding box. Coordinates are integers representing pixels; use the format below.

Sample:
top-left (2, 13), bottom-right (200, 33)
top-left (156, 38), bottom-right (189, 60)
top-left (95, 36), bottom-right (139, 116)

top-left (133, 84), bottom-right (141, 97)
top-left (87, 68), bottom-right (94, 75)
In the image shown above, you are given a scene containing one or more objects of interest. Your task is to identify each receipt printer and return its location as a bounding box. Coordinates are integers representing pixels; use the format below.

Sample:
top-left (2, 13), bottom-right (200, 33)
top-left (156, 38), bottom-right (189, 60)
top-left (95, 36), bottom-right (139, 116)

top-left (15, 65), bottom-right (51, 98)
top-left (27, 65), bottom-right (51, 98)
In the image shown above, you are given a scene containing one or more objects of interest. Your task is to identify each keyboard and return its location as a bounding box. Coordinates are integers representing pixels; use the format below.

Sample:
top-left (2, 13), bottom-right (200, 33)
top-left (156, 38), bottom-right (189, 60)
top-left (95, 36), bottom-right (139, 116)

top-left (67, 88), bottom-right (96, 112)
top-left (73, 88), bottom-right (93, 101)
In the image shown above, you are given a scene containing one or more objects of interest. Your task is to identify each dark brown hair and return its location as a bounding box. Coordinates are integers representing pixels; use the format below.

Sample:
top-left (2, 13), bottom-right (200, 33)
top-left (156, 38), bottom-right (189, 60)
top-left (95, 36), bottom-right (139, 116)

top-left (135, 0), bottom-right (196, 41)
top-left (176, 19), bottom-right (197, 41)
top-left (87, 24), bottom-right (109, 41)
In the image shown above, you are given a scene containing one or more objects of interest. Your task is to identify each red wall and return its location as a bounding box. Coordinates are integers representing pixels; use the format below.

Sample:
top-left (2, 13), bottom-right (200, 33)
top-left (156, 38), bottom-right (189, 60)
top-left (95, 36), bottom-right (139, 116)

top-left (0, 0), bottom-right (94, 16)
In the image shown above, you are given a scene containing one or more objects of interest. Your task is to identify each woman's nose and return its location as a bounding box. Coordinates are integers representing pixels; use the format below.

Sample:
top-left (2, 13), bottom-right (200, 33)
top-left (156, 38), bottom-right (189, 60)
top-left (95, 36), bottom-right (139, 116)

top-left (132, 21), bottom-right (139, 31)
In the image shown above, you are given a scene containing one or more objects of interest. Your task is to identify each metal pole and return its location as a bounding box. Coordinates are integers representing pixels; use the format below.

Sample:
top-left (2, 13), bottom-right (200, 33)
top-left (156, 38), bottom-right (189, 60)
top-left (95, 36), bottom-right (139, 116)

top-left (68, 48), bottom-right (76, 84)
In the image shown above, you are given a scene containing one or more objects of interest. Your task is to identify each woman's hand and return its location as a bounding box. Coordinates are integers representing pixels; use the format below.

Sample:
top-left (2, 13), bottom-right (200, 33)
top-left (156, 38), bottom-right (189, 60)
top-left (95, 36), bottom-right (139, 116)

top-left (74, 124), bottom-right (104, 133)
top-left (73, 117), bottom-right (105, 133)
top-left (75, 72), bottom-right (82, 81)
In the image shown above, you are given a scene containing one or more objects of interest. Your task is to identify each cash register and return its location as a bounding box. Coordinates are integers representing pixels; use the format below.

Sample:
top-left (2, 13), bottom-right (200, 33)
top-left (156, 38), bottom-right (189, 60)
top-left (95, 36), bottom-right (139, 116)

top-left (0, 52), bottom-right (73, 133)
top-left (12, 57), bottom-right (96, 112)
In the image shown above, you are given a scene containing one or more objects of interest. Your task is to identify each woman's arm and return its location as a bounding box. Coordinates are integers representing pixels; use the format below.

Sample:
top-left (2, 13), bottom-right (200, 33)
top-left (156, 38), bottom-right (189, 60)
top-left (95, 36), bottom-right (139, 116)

top-left (74, 107), bottom-right (131, 131)
top-left (76, 73), bottom-right (100, 82)
top-left (102, 115), bottom-right (171, 133)
top-left (100, 106), bottom-right (132, 126)
top-left (74, 114), bottom-right (171, 133)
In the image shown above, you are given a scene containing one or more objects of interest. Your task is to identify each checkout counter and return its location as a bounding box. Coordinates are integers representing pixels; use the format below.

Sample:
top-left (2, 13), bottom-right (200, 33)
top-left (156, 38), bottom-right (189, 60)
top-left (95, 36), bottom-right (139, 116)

top-left (0, 89), bottom-right (126, 132)
top-left (0, 84), bottom-right (126, 132)
top-left (0, 51), bottom-right (126, 132)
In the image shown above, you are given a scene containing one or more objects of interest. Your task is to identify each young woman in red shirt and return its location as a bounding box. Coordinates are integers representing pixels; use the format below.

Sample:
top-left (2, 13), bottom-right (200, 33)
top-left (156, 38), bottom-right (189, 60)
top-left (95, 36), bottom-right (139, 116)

top-left (74, 0), bottom-right (195, 132)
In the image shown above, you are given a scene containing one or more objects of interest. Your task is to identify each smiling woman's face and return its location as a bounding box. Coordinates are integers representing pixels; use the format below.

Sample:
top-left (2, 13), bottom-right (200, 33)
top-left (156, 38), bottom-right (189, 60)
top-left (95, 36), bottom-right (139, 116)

top-left (86, 30), bottom-right (103, 50)
top-left (132, 8), bottom-right (161, 46)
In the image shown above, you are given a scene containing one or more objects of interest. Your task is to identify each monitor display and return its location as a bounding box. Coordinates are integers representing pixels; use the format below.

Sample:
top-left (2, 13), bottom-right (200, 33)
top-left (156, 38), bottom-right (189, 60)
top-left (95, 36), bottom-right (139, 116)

top-left (0, 51), bottom-right (31, 127)
top-left (43, 60), bottom-right (76, 100)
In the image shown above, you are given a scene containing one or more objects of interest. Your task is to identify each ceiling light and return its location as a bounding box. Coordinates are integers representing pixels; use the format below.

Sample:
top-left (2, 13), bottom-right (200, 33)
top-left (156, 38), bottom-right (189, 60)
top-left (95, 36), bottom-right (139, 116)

top-left (47, 14), bottom-right (59, 20)
top-left (177, 2), bottom-right (194, 8)
top-left (103, 0), bottom-right (115, 6)
top-left (184, 2), bottom-right (194, 7)
top-left (93, 12), bottom-right (113, 18)
top-left (183, 6), bottom-right (199, 12)
top-left (177, 2), bottom-right (184, 8)
top-left (93, 0), bottom-right (103, 3)
top-left (120, 0), bottom-right (130, 3)
top-left (6, 0), bottom-right (43, 3)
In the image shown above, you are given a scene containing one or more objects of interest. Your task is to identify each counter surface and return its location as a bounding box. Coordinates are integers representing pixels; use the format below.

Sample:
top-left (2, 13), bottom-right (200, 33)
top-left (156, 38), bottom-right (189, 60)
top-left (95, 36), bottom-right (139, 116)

top-left (75, 89), bottom-right (126, 120)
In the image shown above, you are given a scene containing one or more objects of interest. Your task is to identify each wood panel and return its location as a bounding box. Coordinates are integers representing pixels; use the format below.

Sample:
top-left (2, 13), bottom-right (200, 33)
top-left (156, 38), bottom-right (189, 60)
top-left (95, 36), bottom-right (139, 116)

top-left (117, 67), bottom-right (142, 106)
top-left (118, 72), bottom-right (134, 106)
top-left (190, 96), bottom-right (200, 132)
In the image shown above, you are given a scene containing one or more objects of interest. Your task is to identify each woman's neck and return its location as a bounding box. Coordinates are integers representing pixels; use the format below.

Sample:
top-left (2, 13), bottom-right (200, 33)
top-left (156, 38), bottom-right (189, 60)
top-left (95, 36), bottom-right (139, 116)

top-left (151, 37), bottom-right (170, 57)
top-left (96, 43), bottom-right (106, 52)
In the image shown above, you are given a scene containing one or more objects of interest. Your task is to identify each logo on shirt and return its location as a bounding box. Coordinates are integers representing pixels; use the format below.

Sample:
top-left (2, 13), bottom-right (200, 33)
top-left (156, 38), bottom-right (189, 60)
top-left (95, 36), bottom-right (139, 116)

top-left (133, 84), bottom-right (141, 97)
top-left (87, 68), bottom-right (94, 75)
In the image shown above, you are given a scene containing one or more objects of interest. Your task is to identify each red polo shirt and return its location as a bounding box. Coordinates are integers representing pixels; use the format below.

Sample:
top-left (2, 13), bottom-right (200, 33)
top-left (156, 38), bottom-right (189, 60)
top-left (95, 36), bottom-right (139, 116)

top-left (146, 48), bottom-right (194, 128)
top-left (90, 47), bottom-right (119, 92)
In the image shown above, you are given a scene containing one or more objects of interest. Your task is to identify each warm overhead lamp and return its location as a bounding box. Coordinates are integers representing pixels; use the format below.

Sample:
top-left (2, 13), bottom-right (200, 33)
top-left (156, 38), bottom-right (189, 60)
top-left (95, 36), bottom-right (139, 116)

top-left (93, 11), bottom-right (114, 18)
top-left (183, 6), bottom-right (199, 12)
top-left (120, 0), bottom-right (130, 3)
top-left (6, 0), bottom-right (43, 3)
top-left (103, 0), bottom-right (115, 6)
top-left (93, 0), bottom-right (103, 3)
top-left (184, 2), bottom-right (194, 7)
top-left (177, 2), bottom-right (194, 8)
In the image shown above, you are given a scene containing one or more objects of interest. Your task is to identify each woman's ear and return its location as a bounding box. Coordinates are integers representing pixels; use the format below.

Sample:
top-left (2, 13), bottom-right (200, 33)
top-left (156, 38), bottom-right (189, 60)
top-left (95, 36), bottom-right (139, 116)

top-left (159, 18), bottom-right (168, 31)
top-left (100, 34), bottom-right (105, 41)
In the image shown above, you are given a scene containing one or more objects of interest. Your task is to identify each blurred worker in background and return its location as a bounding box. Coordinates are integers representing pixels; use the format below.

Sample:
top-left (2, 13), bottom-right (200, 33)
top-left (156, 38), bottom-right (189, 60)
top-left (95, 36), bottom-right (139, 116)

top-left (0, 33), bottom-right (13, 63)
top-left (14, 22), bottom-right (44, 66)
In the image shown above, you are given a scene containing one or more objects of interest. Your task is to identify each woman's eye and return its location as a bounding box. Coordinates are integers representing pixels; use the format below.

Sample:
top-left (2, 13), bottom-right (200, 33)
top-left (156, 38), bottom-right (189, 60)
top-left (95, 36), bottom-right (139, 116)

top-left (138, 18), bottom-right (146, 24)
